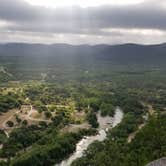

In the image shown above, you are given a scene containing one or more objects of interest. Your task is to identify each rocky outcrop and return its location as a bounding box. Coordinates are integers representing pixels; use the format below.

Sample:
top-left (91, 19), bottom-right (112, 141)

top-left (147, 157), bottom-right (166, 166)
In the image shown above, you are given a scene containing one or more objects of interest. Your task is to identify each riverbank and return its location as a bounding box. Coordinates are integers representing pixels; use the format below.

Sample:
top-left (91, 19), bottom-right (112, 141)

top-left (56, 107), bottom-right (123, 166)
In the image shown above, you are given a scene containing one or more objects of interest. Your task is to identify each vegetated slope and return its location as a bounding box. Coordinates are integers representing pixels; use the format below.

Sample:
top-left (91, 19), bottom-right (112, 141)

top-left (1, 43), bottom-right (166, 82)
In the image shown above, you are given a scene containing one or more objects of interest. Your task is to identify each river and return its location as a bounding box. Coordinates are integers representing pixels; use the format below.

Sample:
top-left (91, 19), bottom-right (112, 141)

top-left (56, 107), bottom-right (123, 166)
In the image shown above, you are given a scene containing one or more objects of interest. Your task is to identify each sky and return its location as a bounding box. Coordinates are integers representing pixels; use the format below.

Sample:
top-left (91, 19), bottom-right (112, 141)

top-left (0, 0), bottom-right (166, 44)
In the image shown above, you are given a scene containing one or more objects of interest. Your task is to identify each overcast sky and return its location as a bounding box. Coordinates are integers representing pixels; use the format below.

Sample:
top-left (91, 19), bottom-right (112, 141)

top-left (0, 0), bottom-right (166, 44)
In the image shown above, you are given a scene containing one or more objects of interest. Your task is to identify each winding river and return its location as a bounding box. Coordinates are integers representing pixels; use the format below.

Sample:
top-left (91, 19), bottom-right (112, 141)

top-left (56, 107), bottom-right (124, 166)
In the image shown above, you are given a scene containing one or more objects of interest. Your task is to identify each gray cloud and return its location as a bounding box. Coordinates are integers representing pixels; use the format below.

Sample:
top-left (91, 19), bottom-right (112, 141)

top-left (0, 0), bottom-right (166, 43)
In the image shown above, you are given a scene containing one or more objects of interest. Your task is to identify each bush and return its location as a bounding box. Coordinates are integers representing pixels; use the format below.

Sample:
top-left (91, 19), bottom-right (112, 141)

top-left (6, 121), bottom-right (14, 127)
top-left (44, 111), bottom-right (52, 118)
top-left (87, 111), bottom-right (99, 128)
top-left (22, 120), bottom-right (28, 126)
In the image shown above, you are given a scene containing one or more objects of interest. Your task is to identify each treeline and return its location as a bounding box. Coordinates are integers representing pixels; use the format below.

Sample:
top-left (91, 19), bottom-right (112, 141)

top-left (0, 70), bottom-right (12, 82)
top-left (24, 84), bottom-right (71, 106)
top-left (0, 94), bottom-right (21, 113)
top-left (10, 129), bottom-right (96, 166)
top-left (0, 126), bottom-right (43, 157)
top-left (0, 130), bottom-right (7, 144)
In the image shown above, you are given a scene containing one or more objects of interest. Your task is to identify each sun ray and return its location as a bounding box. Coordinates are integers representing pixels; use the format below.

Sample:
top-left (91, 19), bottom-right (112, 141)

top-left (25, 0), bottom-right (144, 8)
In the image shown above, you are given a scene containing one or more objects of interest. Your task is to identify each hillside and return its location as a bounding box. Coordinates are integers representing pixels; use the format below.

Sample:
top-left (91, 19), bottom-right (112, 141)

top-left (1, 43), bottom-right (166, 62)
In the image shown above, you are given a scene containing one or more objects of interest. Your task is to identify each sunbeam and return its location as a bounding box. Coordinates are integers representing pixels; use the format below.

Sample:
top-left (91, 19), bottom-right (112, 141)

top-left (25, 0), bottom-right (144, 8)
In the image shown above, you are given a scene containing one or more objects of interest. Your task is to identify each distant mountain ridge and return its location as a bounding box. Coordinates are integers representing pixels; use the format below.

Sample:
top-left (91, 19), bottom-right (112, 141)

top-left (0, 43), bottom-right (166, 66)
